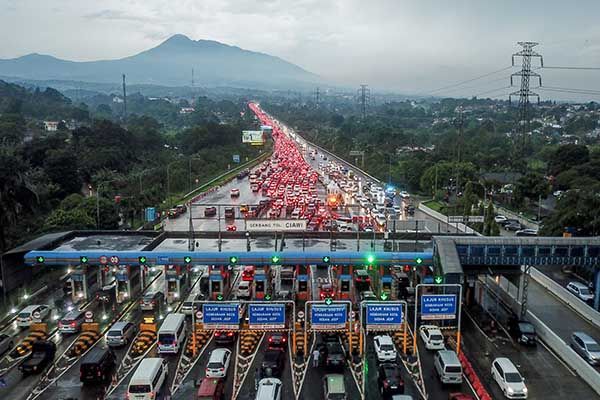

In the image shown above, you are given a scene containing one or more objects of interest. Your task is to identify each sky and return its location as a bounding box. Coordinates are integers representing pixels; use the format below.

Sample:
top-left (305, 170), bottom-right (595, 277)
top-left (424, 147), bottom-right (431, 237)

top-left (2, 0), bottom-right (600, 100)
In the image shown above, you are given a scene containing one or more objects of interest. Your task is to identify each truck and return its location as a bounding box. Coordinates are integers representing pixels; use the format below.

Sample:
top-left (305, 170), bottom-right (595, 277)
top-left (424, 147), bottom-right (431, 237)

top-left (19, 340), bottom-right (56, 375)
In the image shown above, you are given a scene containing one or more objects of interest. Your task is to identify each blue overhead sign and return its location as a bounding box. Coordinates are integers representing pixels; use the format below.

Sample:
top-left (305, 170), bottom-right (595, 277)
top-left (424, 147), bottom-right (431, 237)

top-left (145, 207), bottom-right (156, 222)
top-left (248, 304), bottom-right (285, 329)
top-left (233, 154), bottom-right (240, 163)
top-left (202, 303), bottom-right (240, 329)
top-left (311, 304), bottom-right (347, 330)
top-left (421, 294), bottom-right (457, 320)
top-left (366, 303), bottom-right (403, 329)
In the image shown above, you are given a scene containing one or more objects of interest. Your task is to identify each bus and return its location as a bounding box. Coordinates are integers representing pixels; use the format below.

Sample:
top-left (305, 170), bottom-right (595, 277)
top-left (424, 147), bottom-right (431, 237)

top-left (157, 313), bottom-right (186, 354)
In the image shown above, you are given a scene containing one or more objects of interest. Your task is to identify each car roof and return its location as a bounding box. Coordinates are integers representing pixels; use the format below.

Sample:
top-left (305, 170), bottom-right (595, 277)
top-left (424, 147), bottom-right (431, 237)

top-left (324, 374), bottom-right (345, 393)
top-left (110, 321), bottom-right (130, 330)
top-left (493, 357), bottom-right (520, 372)
top-left (210, 348), bottom-right (230, 361)
top-left (20, 305), bottom-right (43, 313)
top-left (375, 335), bottom-right (393, 343)
top-left (62, 310), bottom-right (84, 319)
top-left (568, 281), bottom-right (588, 288)
top-left (573, 331), bottom-right (598, 343)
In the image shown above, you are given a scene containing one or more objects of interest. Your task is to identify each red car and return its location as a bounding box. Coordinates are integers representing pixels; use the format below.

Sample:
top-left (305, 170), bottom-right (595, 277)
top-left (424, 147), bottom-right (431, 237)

top-left (320, 284), bottom-right (335, 300)
top-left (449, 394), bottom-right (476, 400)
top-left (226, 224), bottom-right (237, 231)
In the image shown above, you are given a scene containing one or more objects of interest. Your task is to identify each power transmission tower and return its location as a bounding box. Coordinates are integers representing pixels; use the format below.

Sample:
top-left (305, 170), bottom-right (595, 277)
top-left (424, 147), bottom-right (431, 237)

top-left (315, 87), bottom-right (320, 107)
top-left (357, 84), bottom-right (370, 119)
top-left (122, 74), bottom-right (127, 118)
top-left (509, 42), bottom-right (543, 156)
top-left (192, 68), bottom-right (195, 87)
top-left (453, 107), bottom-right (465, 196)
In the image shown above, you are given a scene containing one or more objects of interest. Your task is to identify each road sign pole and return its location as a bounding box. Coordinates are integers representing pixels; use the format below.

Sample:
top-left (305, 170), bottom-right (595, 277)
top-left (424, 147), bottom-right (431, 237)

top-left (403, 301), bottom-right (408, 354)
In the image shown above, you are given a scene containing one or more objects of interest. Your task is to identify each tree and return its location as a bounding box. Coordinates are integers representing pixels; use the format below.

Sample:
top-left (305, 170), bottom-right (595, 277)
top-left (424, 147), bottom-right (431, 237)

top-left (79, 197), bottom-right (119, 229)
top-left (548, 144), bottom-right (589, 176)
top-left (43, 208), bottom-right (95, 231)
top-left (44, 148), bottom-right (81, 197)
top-left (540, 186), bottom-right (600, 236)
top-left (513, 172), bottom-right (551, 205)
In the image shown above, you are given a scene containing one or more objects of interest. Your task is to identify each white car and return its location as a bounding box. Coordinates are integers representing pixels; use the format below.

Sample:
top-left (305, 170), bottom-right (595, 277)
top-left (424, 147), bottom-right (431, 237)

top-left (205, 348), bottom-right (232, 378)
top-left (237, 281), bottom-right (251, 299)
top-left (17, 305), bottom-right (50, 327)
top-left (419, 325), bottom-right (445, 350)
top-left (491, 357), bottom-right (528, 399)
top-left (566, 281), bottom-right (594, 302)
top-left (374, 335), bottom-right (397, 362)
top-left (494, 215), bottom-right (508, 223)
top-left (399, 191), bottom-right (410, 199)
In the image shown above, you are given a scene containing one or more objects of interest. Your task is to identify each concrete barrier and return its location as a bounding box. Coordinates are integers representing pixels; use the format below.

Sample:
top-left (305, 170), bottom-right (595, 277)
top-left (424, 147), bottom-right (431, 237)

top-left (529, 267), bottom-right (600, 329)
top-left (417, 203), bottom-right (482, 236)
top-left (486, 275), bottom-right (600, 396)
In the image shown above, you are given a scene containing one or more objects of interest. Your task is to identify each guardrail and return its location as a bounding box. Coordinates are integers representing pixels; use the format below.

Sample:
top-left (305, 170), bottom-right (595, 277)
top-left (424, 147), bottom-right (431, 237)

top-left (529, 267), bottom-right (600, 329)
top-left (417, 203), bottom-right (482, 236)
top-left (486, 275), bottom-right (600, 396)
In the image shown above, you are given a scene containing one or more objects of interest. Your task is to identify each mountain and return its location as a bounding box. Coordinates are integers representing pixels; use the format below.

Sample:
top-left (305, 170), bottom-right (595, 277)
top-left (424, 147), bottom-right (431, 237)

top-left (0, 34), bottom-right (319, 89)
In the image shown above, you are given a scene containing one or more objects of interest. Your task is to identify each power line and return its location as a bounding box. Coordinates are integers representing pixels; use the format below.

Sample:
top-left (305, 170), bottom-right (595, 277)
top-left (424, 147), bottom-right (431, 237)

top-left (415, 66), bottom-right (514, 96)
top-left (434, 76), bottom-right (511, 96)
top-left (473, 86), bottom-right (513, 97)
top-left (543, 66), bottom-right (600, 71)
top-left (541, 85), bottom-right (600, 94)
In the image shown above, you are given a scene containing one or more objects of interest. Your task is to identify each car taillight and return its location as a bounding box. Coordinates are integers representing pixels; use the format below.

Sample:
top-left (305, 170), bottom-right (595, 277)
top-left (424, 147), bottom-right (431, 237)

top-left (97, 370), bottom-right (101, 377)
top-left (383, 380), bottom-right (389, 388)
top-left (269, 337), bottom-right (273, 342)
top-left (227, 332), bottom-right (234, 337)
top-left (149, 392), bottom-right (155, 399)
top-left (70, 321), bottom-right (76, 327)
top-left (215, 332), bottom-right (221, 337)
top-left (282, 337), bottom-right (287, 342)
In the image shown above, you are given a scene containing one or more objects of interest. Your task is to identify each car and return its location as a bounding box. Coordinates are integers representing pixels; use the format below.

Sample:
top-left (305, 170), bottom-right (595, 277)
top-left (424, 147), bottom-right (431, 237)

top-left (204, 206), bottom-right (217, 217)
top-left (195, 377), bottom-right (225, 400)
top-left (419, 325), bottom-right (445, 350)
top-left (96, 283), bottom-right (116, 303)
top-left (0, 334), bottom-right (14, 356)
top-left (566, 281), bottom-right (594, 302)
top-left (267, 333), bottom-right (288, 349)
top-left (106, 321), bottom-right (136, 347)
top-left (237, 281), bottom-right (251, 299)
top-left (494, 215), bottom-right (508, 223)
top-left (374, 335), bottom-right (397, 362)
top-left (80, 347), bottom-right (116, 384)
top-left (17, 305), bottom-right (50, 327)
top-left (205, 348), bottom-right (232, 378)
top-left (181, 292), bottom-right (204, 315)
top-left (491, 357), bottom-right (528, 399)
top-left (230, 188), bottom-right (240, 197)
top-left (256, 378), bottom-right (283, 400)
top-left (140, 291), bottom-right (164, 311)
top-left (168, 208), bottom-right (180, 218)
top-left (226, 224), bottom-right (237, 231)
top-left (58, 310), bottom-right (86, 334)
top-left (214, 331), bottom-right (237, 345)
top-left (377, 363), bottom-right (405, 397)
top-left (224, 207), bottom-right (235, 219)
top-left (449, 393), bottom-right (476, 400)
top-left (320, 283), bottom-right (336, 300)
top-left (360, 290), bottom-right (378, 302)
top-left (515, 228), bottom-right (538, 237)
top-left (570, 332), bottom-right (600, 365)
top-left (504, 221), bottom-right (522, 231)
top-left (260, 348), bottom-right (285, 377)
top-left (507, 318), bottom-right (537, 346)
top-left (498, 218), bottom-right (519, 227)
top-left (175, 204), bottom-right (187, 214)
top-left (323, 342), bottom-right (346, 370)
top-left (353, 270), bottom-right (371, 291)
top-left (19, 340), bottom-right (56, 375)
top-left (323, 374), bottom-right (346, 400)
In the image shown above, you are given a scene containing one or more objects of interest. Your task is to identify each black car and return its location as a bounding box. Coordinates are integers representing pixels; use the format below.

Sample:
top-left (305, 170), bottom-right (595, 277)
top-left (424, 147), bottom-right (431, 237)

top-left (322, 342), bottom-right (346, 370)
top-left (504, 221), bottom-right (522, 231)
top-left (377, 363), bottom-right (405, 398)
top-left (508, 317), bottom-right (537, 346)
top-left (498, 218), bottom-right (519, 227)
top-left (204, 206), bottom-right (217, 217)
top-left (224, 207), bottom-right (235, 219)
top-left (19, 340), bottom-right (56, 375)
top-left (80, 347), bottom-right (116, 384)
top-left (267, 333), bottom-right (287, 349)
top-left (214, 331), bottom-right (237, 345)
top-left (260, 348), bottom-right (285, 377)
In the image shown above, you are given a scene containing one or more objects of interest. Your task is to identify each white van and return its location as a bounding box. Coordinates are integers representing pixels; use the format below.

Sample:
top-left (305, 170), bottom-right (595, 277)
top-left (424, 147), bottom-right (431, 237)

top-left (127, 358), bottom-right (168, 400)
top-left (491, 357), bottom-right (528, 399)
top-left (433, 350), bottom-right (463, 384)
top-left (157, 313), bottom-right (186, 354)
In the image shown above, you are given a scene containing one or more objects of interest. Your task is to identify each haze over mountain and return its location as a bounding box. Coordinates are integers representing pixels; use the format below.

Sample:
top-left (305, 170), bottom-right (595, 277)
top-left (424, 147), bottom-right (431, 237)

top-left (0, 34), bottom-right (319, 89)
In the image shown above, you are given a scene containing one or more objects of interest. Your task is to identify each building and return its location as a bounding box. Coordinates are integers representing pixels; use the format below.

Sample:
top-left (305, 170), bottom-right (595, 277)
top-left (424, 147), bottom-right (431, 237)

top-left (179, 107), bottom-right (195, 115)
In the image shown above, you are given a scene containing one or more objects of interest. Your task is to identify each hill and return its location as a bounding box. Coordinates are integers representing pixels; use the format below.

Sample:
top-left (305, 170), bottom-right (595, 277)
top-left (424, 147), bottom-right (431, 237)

top-left (0, 34), bottom-right (319, 89)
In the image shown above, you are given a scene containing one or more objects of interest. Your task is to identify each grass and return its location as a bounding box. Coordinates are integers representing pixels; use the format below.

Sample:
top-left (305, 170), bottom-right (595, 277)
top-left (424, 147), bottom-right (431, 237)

top-left (422, 200), bottom-right (447, 214)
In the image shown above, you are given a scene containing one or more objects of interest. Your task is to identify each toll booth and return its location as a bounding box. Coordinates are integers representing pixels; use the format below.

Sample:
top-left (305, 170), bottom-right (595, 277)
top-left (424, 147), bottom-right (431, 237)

top-left (295, 275), bottom-right (310, 301)
top-left (164, 265), bottom-right (189, 303)
top-left (70, 266), bottom-right (100, 303)
top-left (253, 273), bottom-right (269, 300)
top-left (380, 276), bottom-right (393, 298)
top-left (338, 274), bottom-right (352, 299)
top-left (209, 269), bottom-right (231, 300)
top-left (115, 265), bottom-right (141, 304)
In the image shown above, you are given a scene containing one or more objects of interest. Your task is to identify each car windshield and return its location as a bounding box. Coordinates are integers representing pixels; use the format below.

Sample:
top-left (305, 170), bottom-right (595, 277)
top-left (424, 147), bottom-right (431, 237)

top-left (586, 343), bottom-right (600, 352)
top-left (579, 288), bottom-right (591, 295)
top-left (129, 384), bottom-right (151, 393)
top-left (107, 330), bottom-right (122, 337)
top-left (18, 312), bottom-right (31, 318)
top-left (159, 333), bottom-right (175, 344)
top-left (379, 344), bottom-right (394, 351)
top-left (207, 362), bottom-right (223, 369)
top-left (505, 372), bottom-right (523, 383)
top-left (446, 366), bottom-right (462, 373)
top-left (519, 323), bottom-right (535, 333)
top-left (430, 334), bottom-right (443, 341)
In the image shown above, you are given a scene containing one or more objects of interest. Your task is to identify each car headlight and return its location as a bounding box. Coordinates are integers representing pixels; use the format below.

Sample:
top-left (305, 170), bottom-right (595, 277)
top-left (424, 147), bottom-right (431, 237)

top-left (523, 387), bottom-right (528, 394)
top-left (507, 387), bottom-right (514, 394)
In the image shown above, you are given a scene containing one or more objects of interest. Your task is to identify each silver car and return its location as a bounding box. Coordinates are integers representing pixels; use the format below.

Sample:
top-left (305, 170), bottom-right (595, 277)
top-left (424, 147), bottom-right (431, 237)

top-left (571, 332), bottom-right (600, 365)
top-left (106, 321), bottom-right (136, 347)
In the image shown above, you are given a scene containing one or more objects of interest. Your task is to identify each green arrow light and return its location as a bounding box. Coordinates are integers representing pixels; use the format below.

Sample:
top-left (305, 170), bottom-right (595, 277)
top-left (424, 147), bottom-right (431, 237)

top-left (138, 256), bottom-right (147, 264)
top-left (229, 256), bottom-right (238, 264)
top-left (80, 256), bottom-right (88, 264)
top-left (415, 257), bottom-right (423, 265)
top-left (322, 256), bottom-right (331, 264)
top-left (324, 297), bottom-right (333, 305)
top-left (271, 255), bottom-right (280, 264)
top-left (434, 275), bottom-right (443, 284)
top-left (184, 256), bottom-right (192, 264)
top-left (381, 292), bottom-right (389, 301)
top-left (264, 294), bottom-right (272, 301)
top-left (216, 294), bottom-right (224, 301)
top-left (36, 256), bottom-right (45, 264)
top-left (367, 254), bottom-right (375, 264)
